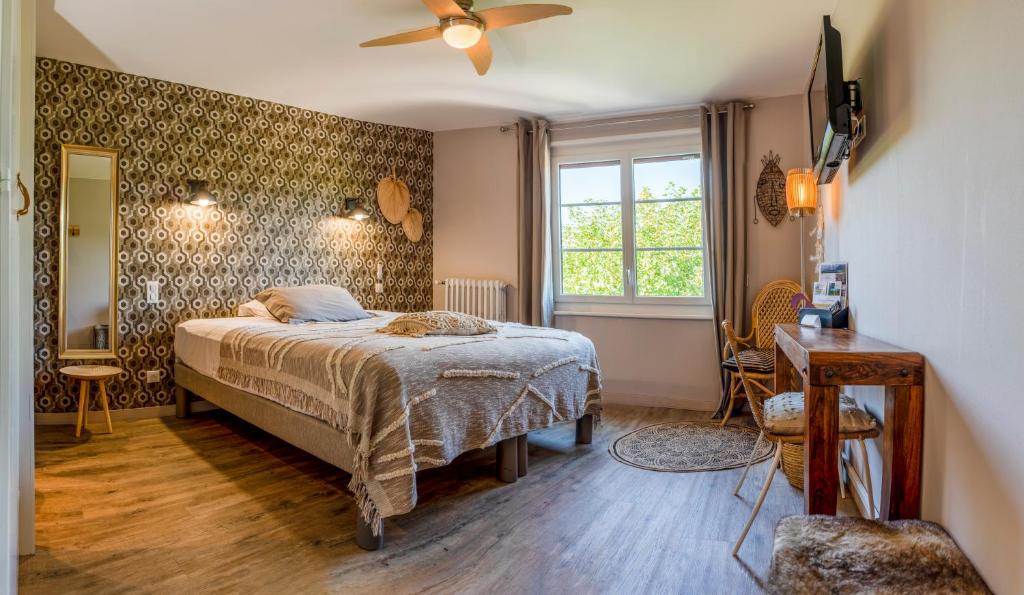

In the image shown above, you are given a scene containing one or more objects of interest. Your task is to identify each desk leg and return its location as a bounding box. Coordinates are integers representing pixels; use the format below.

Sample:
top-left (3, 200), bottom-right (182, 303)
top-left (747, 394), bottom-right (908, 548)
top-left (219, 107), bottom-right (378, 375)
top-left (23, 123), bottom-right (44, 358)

top-left (881, 384), bottom-right (924, 520)
top-left (804, 384), bottom-right (839, 515)
top-left (774, 343), bottom-right (797, 393)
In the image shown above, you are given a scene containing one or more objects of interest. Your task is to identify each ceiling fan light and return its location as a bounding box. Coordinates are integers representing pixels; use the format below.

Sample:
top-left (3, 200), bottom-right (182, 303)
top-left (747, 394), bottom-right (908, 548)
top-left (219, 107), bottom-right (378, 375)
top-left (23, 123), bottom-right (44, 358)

top-left (441, 17), bottom-right (484, 49)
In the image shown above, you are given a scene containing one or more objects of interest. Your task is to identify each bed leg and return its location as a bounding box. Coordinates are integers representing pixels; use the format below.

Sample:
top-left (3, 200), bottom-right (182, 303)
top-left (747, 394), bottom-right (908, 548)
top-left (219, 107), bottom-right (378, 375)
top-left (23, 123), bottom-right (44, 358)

top-left (517, 434), bottom-right (528, 477)
top-left (576, 414), bottom-right (594, 445)
top-left (497, 437), bottom-right (518, 483)
top-left (175, 385), bottom-right (190, 419)
top-left (356, 515), bottom-right (383, 551)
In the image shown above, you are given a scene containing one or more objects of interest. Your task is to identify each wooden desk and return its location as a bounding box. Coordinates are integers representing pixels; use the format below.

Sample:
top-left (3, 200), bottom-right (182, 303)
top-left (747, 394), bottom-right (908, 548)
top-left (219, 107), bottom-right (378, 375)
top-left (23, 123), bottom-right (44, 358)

top-left (774, 324), bottom-right (924, 520)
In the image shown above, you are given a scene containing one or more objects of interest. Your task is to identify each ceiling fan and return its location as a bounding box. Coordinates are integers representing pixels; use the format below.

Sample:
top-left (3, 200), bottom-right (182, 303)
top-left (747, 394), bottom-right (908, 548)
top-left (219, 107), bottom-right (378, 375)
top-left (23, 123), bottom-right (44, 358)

top-left (360, 0), bottom-right (573, 76)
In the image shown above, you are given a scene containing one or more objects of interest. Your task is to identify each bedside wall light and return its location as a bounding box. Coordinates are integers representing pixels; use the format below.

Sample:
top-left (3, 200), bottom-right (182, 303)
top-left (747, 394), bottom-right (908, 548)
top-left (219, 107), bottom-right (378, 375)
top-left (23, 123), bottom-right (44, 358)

top-left (340, 197), bottom-right (371, 221)
top-left (187, 179), bottom-right (216, 207)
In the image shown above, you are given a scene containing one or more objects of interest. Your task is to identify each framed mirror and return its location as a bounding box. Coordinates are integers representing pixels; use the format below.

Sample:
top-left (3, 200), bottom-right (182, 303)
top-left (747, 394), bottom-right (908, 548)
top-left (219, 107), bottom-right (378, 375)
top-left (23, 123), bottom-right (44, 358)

top-left (58, 144), bottom-right (119, 359)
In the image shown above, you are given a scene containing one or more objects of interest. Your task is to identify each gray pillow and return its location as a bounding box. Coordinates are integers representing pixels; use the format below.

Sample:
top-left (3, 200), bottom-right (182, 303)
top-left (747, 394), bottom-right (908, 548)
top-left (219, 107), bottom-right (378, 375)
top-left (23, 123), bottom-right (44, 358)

top-left (255, 285), bottom-right (370, 323)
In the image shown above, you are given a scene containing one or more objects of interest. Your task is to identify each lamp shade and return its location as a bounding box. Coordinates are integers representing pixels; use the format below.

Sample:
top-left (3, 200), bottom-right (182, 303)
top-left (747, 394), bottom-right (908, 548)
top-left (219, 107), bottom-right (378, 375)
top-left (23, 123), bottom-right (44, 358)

top-left (441, 17), bottom-right (484, 49)
top-left (346, 205), bottom-right (370, 221)
top-left (785, 168), bottom-right (817, 217)
top-left (340, 197), bottom-right (371, 221)
top-left (187, 179), bottom-right (216, 207)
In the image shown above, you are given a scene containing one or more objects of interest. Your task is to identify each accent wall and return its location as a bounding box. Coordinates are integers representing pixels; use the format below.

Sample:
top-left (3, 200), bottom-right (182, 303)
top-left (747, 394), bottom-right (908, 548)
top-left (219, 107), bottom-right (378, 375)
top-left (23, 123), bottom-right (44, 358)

top-left (33, 58), bottom-right (434, 413)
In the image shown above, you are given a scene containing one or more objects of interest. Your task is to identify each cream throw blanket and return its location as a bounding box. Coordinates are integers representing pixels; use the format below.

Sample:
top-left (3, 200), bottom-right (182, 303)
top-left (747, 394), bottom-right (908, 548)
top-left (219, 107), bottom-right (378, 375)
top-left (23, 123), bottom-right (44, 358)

top-left (215, 314), bottom-right (602, 532)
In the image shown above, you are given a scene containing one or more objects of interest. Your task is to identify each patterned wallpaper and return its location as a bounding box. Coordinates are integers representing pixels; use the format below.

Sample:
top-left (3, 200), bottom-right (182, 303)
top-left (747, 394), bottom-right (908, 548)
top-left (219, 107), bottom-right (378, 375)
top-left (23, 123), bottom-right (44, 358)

top-left (34, 58), bottom-right (433, 413)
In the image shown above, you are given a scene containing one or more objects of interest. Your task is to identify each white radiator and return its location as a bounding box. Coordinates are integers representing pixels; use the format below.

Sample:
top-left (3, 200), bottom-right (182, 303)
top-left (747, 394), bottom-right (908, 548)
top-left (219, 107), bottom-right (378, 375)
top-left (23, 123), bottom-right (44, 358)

top-left (442, 278), bottom-right (508, 322)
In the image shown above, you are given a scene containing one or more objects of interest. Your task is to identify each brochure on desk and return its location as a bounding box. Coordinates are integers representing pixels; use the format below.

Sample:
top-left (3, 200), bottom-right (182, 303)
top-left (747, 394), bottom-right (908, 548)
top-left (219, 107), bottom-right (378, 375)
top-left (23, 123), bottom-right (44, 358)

top-left (812, 262), bottom-right (848, 311)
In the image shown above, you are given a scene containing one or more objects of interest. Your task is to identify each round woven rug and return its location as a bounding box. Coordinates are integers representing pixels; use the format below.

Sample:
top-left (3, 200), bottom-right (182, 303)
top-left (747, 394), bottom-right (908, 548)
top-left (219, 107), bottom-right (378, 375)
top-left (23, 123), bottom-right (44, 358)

top-left (610, 421), bottom-right (775, 473)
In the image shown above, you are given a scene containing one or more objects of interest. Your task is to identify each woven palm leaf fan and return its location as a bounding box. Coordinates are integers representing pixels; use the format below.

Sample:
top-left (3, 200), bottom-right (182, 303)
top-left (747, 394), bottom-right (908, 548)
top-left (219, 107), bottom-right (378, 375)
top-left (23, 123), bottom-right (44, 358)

top-left (377, 165), bottom-right (411, 224)
top-left (402, 208), bottom-right (424, 243)
top-left (360, 0), bottom-right (573, 76)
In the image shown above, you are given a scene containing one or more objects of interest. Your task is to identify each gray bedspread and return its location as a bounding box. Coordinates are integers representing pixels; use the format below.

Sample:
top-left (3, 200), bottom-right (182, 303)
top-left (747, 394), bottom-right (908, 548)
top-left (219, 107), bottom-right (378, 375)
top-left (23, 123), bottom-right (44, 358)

top-left (215, 313), bottom-right (602, 531)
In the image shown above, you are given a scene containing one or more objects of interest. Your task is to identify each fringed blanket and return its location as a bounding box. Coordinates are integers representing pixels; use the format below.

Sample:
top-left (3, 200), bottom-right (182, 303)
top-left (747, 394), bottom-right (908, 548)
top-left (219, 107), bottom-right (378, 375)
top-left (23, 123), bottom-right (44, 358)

top-left (215, 314), bottom-right (602, 532)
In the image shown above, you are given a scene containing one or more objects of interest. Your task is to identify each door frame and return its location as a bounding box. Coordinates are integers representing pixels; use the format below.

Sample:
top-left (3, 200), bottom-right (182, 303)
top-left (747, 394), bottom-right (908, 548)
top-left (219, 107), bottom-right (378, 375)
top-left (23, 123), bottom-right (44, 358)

top-left (0, 0), bottom-right (35, 590)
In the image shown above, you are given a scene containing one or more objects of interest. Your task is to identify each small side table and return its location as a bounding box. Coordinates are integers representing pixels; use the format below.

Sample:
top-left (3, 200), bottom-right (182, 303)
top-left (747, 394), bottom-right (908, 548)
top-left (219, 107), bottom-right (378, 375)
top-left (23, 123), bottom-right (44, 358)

top-left (60, 365), bottom-right (121, 438)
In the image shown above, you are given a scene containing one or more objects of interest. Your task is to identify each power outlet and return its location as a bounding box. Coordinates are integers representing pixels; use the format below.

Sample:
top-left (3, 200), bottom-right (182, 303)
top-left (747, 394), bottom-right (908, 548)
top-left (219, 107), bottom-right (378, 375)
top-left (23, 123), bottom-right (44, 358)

top-left (146, 280), bottom-right (160, 304)
top-left (144, 370), bottom-right (161, 383)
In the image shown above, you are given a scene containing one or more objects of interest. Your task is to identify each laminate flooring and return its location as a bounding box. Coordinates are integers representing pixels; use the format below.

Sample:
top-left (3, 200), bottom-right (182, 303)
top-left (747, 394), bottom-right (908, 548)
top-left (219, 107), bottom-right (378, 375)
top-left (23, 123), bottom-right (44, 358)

top-left (20, 405), bottom-right (856, 594)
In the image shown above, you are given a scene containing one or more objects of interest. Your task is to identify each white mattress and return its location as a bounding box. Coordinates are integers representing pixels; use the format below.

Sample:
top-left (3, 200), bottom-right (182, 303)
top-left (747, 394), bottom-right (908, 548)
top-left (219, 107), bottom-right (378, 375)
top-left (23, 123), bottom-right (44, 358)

top-left (174, 312), bottom-right (393, 378)
top-left (174, 317), bottom-right (284, 377)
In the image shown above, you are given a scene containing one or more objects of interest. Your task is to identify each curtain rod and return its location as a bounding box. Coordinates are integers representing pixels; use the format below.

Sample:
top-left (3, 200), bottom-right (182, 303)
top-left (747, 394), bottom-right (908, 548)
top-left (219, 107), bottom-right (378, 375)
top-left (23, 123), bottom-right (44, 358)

top-left (499, 103), bottom-right (755, 133)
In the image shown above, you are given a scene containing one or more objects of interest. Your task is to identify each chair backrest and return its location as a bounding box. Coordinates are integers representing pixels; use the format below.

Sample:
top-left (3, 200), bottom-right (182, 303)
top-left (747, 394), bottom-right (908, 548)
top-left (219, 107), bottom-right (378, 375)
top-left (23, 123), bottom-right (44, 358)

top-left (722, 319), bottom-right (770, 431)
top-left (750, 280), bottom-right (802, 349)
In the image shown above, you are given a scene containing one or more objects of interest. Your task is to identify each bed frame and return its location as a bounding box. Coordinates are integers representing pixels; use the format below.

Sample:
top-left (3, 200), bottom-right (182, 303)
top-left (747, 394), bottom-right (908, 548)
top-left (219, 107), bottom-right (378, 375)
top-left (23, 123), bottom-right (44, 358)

top-left (173, 361), bottom-right (594, 550)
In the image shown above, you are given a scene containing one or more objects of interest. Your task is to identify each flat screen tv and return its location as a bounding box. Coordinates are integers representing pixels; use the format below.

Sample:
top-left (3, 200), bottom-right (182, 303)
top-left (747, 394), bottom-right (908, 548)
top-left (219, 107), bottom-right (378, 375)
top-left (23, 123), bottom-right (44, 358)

top-left (807, 16), bottom-right (852, 184)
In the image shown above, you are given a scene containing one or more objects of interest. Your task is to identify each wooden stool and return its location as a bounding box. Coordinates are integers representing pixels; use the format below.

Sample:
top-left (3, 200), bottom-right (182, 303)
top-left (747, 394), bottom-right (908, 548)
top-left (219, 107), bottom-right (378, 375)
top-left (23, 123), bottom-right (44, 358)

top-left (60, 365), bottom-right (121, 438)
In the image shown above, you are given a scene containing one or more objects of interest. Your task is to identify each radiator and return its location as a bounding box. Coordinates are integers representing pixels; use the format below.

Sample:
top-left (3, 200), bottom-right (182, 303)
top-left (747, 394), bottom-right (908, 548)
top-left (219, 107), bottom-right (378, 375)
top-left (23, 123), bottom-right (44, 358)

top-left (442, 278), bottom-right (508, 321)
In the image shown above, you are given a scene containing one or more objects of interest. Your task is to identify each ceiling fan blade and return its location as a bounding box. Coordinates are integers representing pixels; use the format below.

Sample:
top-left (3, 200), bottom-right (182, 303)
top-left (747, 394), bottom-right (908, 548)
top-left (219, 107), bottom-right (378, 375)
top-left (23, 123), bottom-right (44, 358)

top-left (421, 0), bottom-right (466, 19)
top-left (360, 26), bottom-right (442, 47)
top-left (475, 4), bottom-right (572, 31)
top-left (464, 34), bottom-right (492, 76)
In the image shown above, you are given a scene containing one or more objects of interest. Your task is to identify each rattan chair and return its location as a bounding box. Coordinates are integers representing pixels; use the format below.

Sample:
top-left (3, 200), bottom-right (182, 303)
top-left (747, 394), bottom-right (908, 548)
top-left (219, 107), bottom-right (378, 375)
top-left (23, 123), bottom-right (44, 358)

top-left (723, 320), bottom-right (881, 556)
top-left (720, 280), bottom-right (802, 426)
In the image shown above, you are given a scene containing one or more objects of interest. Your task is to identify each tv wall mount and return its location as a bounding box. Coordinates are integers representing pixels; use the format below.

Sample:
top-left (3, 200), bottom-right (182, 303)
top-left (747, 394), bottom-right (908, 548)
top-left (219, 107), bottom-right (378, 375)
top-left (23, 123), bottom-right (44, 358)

top-left (846, 79), bottom-right (866, 153)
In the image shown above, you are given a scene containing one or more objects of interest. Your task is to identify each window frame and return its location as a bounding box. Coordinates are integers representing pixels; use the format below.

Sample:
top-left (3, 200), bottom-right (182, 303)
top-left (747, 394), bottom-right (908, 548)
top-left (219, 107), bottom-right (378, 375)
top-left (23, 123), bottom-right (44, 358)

top-left (550, 130), bottom-right (712, 318)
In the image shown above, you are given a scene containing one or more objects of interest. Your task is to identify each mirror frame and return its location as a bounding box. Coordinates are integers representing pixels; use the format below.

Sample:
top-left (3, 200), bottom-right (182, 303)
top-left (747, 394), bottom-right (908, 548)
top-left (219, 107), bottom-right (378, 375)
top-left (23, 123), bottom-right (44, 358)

top-left (58, 144), bottom-right (120, 360)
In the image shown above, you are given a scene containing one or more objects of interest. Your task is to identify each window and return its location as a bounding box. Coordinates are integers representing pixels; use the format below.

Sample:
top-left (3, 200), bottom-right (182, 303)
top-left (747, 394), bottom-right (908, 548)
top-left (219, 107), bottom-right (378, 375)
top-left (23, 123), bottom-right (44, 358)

top-left (552, 133), bottom-right (710, 318)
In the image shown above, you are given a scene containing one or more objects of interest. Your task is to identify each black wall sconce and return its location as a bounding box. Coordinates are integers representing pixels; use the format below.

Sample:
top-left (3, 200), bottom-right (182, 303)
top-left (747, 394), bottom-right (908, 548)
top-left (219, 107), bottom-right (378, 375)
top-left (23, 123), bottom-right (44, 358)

top-left (340, 197), bottom-right (370, 221)
top-left (187, 179), bottom-right (216, 207)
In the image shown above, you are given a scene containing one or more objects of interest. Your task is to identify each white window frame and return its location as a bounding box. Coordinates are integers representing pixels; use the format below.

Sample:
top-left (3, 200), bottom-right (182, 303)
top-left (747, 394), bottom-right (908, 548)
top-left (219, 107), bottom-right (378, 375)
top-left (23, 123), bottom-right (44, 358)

top-left (550, 130), bottom-right (712, 319)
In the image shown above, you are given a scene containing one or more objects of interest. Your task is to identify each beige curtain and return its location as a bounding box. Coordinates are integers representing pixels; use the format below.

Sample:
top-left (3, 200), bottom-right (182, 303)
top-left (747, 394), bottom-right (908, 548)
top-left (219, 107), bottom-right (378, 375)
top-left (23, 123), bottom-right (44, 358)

top-left (701, 103), bottom-right (749, 417)
top-left (516, 118), bottom-right (554, 327)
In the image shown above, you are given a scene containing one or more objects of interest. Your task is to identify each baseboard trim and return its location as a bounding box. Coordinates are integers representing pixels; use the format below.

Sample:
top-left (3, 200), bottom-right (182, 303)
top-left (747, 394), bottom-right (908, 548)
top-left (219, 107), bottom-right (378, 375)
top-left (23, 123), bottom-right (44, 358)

top-left (601, 392), bottom-right (717, 412)
top-left (35, 401), bottom-right (219, 425)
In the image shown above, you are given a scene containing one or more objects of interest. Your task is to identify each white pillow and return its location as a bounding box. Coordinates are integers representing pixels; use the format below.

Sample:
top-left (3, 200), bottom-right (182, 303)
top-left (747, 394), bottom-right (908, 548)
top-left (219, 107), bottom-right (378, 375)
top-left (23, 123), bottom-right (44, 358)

top-left (237, 299), bottom-right (275, 319)
top-left (255, 285), bottom-right (371, 323)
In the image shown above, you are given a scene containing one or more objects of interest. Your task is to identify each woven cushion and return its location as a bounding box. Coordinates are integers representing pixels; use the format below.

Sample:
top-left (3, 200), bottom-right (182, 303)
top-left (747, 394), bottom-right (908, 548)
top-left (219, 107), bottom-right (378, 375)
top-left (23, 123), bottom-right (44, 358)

top-left (722, 348), bottom-right (774, 374)
top-left (763, 392), bottom-right (876, 435)
top-left (378, 311), bottom-right (497, 338)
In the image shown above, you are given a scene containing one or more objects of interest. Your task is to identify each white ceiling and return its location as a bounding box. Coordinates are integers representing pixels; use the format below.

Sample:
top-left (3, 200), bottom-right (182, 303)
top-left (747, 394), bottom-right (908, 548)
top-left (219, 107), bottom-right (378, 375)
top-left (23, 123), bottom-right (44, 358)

top-left (37, 0), bottom-right (838, 131)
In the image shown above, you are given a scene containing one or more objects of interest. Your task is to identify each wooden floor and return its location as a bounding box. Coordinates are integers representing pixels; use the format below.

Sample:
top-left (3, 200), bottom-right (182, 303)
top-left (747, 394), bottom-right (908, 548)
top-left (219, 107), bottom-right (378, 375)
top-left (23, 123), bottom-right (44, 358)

top-left (20, 405), bottom-right (855, 594)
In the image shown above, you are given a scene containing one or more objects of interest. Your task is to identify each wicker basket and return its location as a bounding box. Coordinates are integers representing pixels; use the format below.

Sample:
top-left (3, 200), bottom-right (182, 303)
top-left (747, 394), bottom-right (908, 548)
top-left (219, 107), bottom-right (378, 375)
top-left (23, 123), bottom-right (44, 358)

top-left (781, 443), bottom-right (804, 489)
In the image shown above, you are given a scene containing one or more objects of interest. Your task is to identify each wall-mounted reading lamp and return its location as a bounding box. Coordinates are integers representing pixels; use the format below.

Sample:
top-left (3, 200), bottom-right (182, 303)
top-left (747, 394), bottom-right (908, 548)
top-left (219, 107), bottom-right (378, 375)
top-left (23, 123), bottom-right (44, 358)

top-left (187, 179), bottom-right (216, 207)
top-left (340, 197), bottom-right (370, 221)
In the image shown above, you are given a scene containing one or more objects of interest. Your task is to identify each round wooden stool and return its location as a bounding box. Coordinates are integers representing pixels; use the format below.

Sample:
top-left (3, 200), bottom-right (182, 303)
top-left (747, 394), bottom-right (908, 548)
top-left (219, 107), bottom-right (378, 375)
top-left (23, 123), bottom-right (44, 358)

top-left (59, 365), bottom-right (121, 438)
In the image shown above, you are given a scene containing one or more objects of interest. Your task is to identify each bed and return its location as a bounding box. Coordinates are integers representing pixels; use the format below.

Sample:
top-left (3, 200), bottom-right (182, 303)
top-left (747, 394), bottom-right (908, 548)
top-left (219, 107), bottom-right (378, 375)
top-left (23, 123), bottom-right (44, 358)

top-left (172, 312), bottom-right (602, 549)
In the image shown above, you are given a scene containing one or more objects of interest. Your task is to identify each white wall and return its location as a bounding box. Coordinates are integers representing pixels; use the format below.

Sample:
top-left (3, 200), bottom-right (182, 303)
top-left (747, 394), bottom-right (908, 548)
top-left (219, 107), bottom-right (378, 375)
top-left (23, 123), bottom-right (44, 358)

top-left (433, 98), bottom-right (805, 411)
top-left (554, 316), bottom-right (721, 410)
top-left (432, 127), bottom-right (519, 314)
top-left (826, 1), bottom-right (1024, 591)
top-left (745, 95), bottom-right (809, 310)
